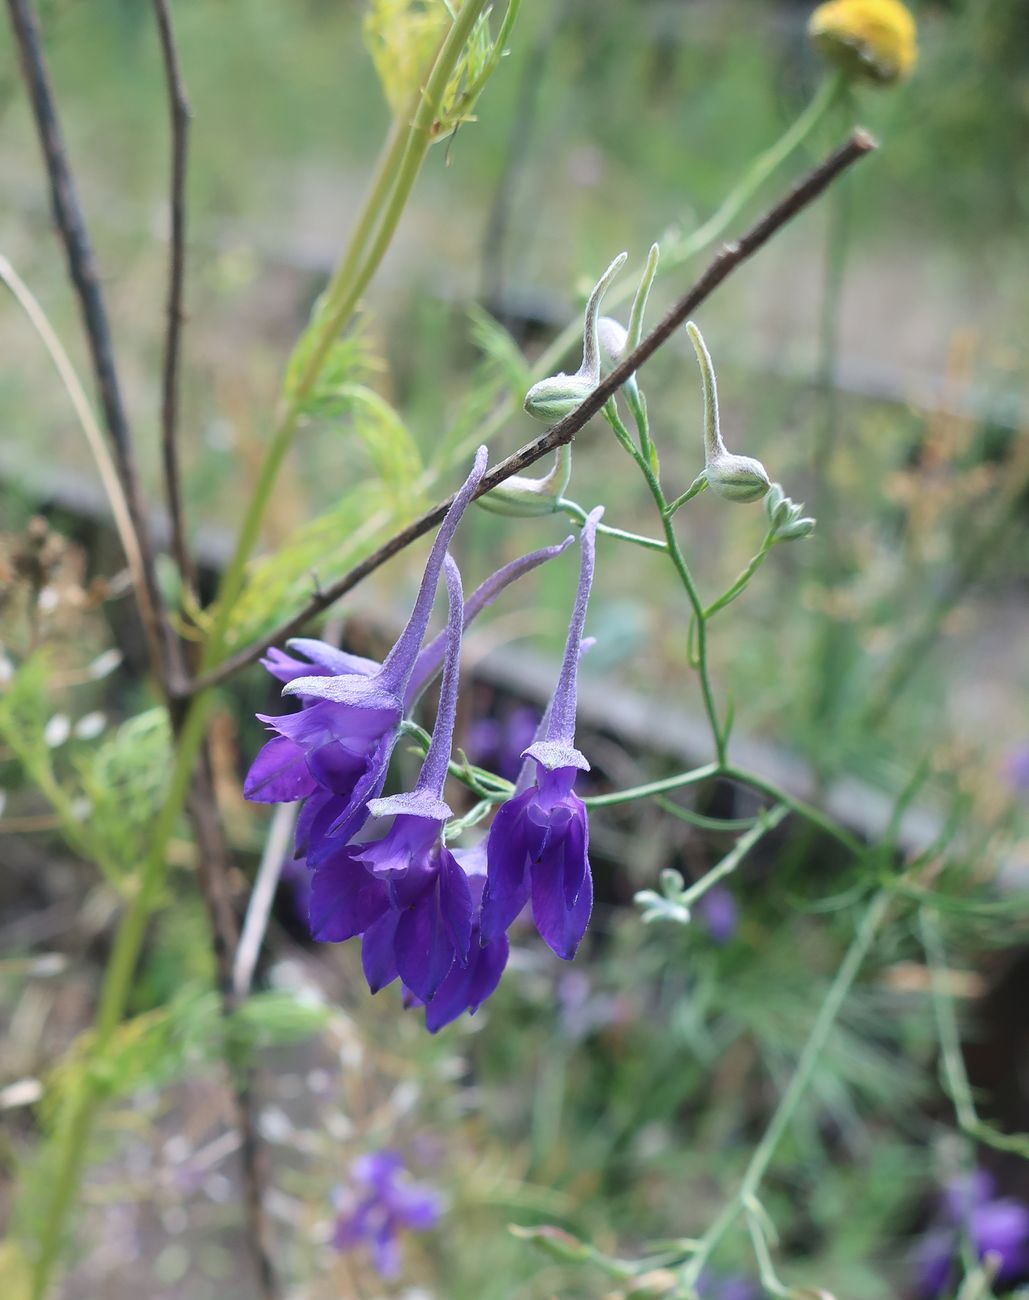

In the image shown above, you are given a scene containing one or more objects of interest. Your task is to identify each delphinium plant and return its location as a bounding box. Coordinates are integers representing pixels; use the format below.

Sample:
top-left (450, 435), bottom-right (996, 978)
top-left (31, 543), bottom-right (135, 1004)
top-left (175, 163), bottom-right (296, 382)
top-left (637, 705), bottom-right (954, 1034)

top-left (0, 2), bottom-right (1026, 1299)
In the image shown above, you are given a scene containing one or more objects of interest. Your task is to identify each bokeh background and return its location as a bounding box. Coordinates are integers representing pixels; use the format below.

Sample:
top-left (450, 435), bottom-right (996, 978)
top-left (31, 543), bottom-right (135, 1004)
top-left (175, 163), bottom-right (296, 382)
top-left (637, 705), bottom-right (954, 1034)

top-left (1, 1), bottom-right (1027, 1297)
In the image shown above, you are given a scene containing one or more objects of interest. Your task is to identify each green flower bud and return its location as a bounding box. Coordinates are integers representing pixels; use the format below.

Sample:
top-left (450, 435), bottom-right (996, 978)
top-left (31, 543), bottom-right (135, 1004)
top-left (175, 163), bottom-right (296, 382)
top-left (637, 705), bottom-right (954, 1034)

top-left (477, 446), bottom-right (572, 517)
top-left (523, 251), bottom-right (627, 425)
top-left (686, 321), bottom-right (770, 505)
top-left (764, 481), bottom-right (816, 541)
top-left (523, 372), bottom-right (595, 423)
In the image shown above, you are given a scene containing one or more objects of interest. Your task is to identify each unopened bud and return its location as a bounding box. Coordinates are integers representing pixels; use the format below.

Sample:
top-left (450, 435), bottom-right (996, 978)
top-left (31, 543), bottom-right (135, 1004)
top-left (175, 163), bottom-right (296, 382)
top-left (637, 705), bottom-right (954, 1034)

top-left (764, 481), bottom-right (816, 540)
top-left (706, 452), bottom-right (771, 504)
top-left (523, 373), bottom-right (594, 423)
top-left (809, 0), bottom-right (917, 86)
top-left (477, 446), bottom-right (571, 517)
top-left (523, 252), bottom-right (627, 425)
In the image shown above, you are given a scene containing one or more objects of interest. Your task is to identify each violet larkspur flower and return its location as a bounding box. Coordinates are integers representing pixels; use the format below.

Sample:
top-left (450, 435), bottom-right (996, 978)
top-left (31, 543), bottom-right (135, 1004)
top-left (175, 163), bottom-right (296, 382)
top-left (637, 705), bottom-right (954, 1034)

top-left (310, 556), bottom-right (473, 1003)
top-left (244, 448), bottom-right (488, 847)
top-left (331, 1150), bottom-right (441, 1280)
top-left (917, 1169), bottom-right (1029, 1297)
top-left (480, 507), bottom-right (602, 960)
top-left (245, 472), bottom-right (573, 863)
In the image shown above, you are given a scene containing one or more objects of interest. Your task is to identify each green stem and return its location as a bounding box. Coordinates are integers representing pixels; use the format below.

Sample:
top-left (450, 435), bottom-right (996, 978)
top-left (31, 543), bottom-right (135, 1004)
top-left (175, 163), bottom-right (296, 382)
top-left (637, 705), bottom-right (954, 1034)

top-left (583, 763), bottom-right (720, 810)
top-left (679, 806), bottom-right (787, 909)
top-left (606, 400), bottom-right (727, 763)
top-left (557, 498), bottom-right (666, 553)
top-left (677, 889), bottom-right (890, 1294)
top-left (703, 533), bottom-right (774, 620)
top-left (720, 761), bottom-right (863, 858)
top-left (487, 72), bottom-right (847, 434)
top-left (920, 908), bottom-right (1029, 1159)
top-left (31, 692), bottom-right (211, 1299)
top-left (680, 71), bottom-right (846, 260)
top-left (206, 0), bottom-right (493, 665)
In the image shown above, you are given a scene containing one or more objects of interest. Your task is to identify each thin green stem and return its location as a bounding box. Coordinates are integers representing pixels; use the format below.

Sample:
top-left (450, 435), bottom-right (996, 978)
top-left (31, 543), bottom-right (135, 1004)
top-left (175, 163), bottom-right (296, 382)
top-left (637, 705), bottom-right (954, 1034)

top-left (31, 692), bottom-right (210, 1298)
top-left (677, 889), bottom-right (890, 1293)
top-left (703, 533), bottom-right (775, 620)
top-left (679, 805), bottom-right (787, 908)
top-left (720, 761), bottom-right (864, 858)
top-left (205, 0), bottom-right (493, 667)
top-left (583, 763), bottom-right (720, 810)
top-left (920, 908), bottom-right (1029, 1159)
top-left (606, 400), bottom-right (726, 762)
top-left (655, 796), bottom-right (756, 833)
top-left (557, 498), bottom-right (666, 552)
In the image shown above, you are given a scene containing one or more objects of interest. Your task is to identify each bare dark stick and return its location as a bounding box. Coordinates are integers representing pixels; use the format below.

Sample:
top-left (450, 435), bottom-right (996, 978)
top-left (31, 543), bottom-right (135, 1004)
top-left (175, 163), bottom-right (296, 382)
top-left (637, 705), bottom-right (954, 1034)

top-left (186, 130), bottom-right (875, 698)
top-left (5, 0), bottom-right (180, 687)
top-left (152, 0), bottom-right (197, 597)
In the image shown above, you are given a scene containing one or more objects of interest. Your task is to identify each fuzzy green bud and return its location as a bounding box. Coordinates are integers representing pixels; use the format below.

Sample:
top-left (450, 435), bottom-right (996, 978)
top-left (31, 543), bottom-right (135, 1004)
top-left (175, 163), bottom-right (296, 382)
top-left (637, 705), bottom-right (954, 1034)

top-left (764, 481), bottom-right (816, 540)
top-left (706, 452), bottom-right (771, 503)
top-left (686, 321), bottom-right (770, 505)
top-left (523, 372), bottom-right (594, 423)
top-left (477, 446), bottom-right (572, 517)
top-left (522, 252), bottom-right (627, 425)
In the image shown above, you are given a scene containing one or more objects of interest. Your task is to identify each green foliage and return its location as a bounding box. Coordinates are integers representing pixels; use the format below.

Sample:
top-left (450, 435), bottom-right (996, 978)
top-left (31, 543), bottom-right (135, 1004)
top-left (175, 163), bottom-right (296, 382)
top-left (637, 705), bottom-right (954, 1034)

top-left (282, 300), bottom-right (380, 420)
top-left (364, 0), bottom-right (449, 117)
top-left (73, 709), bottom-right (171, 885)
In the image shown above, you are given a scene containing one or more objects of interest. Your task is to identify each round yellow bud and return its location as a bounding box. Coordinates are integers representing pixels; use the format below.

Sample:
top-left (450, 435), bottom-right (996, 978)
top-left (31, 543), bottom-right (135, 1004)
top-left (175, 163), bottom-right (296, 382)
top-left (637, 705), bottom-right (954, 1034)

top-left (808, 0), bottom-right (917, 86)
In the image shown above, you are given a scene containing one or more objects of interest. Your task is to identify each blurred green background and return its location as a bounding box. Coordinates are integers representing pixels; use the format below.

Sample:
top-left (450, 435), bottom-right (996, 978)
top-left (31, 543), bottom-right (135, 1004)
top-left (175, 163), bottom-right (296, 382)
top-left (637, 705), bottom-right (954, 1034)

top-left (1, 2), bottom-right (1027, 1297)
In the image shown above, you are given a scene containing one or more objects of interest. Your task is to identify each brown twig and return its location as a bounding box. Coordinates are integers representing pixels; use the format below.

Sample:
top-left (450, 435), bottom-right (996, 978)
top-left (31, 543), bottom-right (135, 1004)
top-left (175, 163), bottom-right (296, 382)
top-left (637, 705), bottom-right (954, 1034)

top-left (186, 129), bottom-right (876, 697)
top-left (5, 0), bottom-right (180, 689)
top-left (152, 0), bottom-right (197, 599)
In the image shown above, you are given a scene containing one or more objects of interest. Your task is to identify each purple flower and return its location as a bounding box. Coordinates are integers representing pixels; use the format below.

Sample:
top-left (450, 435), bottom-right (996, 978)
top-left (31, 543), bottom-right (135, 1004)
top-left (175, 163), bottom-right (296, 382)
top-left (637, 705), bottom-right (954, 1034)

top-left (1004, 746), bottom-right (1029, 796)
top-left (310, 556), bottom-right (473, 1002)
top-left (331, 1150), bottom-right (442, 1279)
top-left (245, 442), bottom-right (573, 857)
top-left (698, 885), bottom-right (739, 945)
top-left (481, 508), bottom-right (602, 961)
top-left (697, 1274), bottom-right (762, 1300)
top-left (917, 1170), bottom-right (1029, 1297)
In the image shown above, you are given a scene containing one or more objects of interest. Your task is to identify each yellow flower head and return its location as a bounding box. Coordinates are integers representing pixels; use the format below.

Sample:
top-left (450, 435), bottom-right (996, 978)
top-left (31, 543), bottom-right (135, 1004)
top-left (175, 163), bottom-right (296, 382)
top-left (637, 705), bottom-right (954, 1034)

top-left (808, 0), bottom-right (917, 86)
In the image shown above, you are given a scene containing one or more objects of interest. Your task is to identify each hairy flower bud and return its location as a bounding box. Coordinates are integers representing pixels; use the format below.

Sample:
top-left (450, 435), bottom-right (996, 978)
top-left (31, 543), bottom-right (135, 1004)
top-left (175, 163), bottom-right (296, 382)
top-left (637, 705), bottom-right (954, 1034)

top-left (808, 0), bottom-right (917, 86)
top-left (685, 321), bottom-right (770, 505)
top-left (523, 252), bottom-right (627, 424)
top-left (705, 453), bottom-right (771, 504)
top-left (477, 446), bottom-right (572, 517)
top-left (764, 481), bottom-right (816, 541)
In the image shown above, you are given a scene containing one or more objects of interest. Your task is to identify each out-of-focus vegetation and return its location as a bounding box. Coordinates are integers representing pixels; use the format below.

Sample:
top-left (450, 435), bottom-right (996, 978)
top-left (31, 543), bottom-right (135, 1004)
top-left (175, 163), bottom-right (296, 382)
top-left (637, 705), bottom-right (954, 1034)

top-left (1, 2), bottom-right (1027, 1298)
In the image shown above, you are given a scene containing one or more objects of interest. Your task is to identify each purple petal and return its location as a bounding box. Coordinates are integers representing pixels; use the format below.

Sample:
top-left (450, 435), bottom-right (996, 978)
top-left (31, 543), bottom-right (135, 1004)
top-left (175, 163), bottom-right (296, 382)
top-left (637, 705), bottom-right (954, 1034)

top-left (972, 1199), bottom-right (1029, 1281)
top-left (531, 851), bottom-right (593, 960)
top-left (353, 815), bottom-right (440, 883)
top-left (370, 1219), bottom-right (402, 1279)
top-left (481, 794), bottom-right (535, 942)
top-left (286, 638), bottom-right (379, 677)
top-left (386, 1184), bottom-right (443, 1231)
top-left (361, 911), bottom-right (401, 993)
top-left (308, 847), bottom-right (389, 942)
top-left (325, 728), bottom-right (401, 841)
top-left (424, 931), bottom-right (509, 1033)
top-left (437, 846), bottom-right (474, 965)
top-left (352, 1151), bottom-right (404, 1190)
top-left (560, 802), bottom-right (589, 908)
top-left (243, 735), bottom-right (318, 803)
top-left (395, 881), bottom-right (458, 1002)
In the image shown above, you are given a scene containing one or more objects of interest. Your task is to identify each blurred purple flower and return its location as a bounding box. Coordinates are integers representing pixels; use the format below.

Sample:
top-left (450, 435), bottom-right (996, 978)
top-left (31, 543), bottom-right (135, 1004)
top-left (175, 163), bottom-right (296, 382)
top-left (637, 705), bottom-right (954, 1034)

top-left (697, 1272), bottom-right (762, 1300)
top-left (332, 1151), bottom-right (442, 1279)
top-left (1004, 746), bottom-right (1029, 796)
top-left (697, 885), bottom-right (739, 945)
top-left (917, 1169), bottom-right (1029, 1297)
top-left (467, 707), bottom-right (542, 785)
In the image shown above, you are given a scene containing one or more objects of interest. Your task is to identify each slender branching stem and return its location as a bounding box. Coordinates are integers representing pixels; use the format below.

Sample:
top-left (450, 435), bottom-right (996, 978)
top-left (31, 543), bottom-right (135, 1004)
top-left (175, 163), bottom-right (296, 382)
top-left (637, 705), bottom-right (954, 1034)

top-left (5, 0), bottom-right (179, 690)
top-left (152, 0), bottom-right (197, 599)
top-left (679, 806), bottom-right (787, 908)
top-left (920, 908), bottom-right (1029, 1159)
top-left (676, 889), bottom-right (891, 1295)
top-left (184, 130), bottom-right (876, 695)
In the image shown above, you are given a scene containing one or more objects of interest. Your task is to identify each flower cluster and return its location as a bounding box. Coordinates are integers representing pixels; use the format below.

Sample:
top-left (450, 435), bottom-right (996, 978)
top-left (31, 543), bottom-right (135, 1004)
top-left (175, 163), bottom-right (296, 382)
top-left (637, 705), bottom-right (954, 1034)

top-left (331, 1151), bottom-right (441, 1279)
top-left (245, 448), bottom-right (604, 1030)
top-left (916, 1169), bottom-right (1029, 1297)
